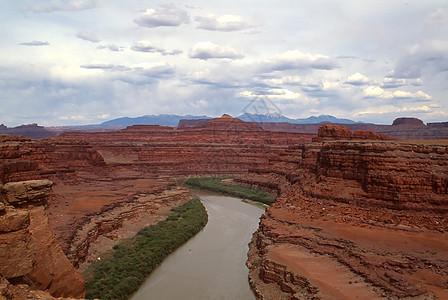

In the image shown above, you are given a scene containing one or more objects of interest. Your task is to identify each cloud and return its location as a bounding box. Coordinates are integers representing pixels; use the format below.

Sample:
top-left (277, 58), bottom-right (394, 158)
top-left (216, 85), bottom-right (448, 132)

top-left (425, 8), bottom-right (448, 27)
top-left (363, 86), bottom-right (432, 101)
top-left (96, 113), bottom-right (110, 119)
top-left (381, 77), bottom-right (422, 88)
top-left (364, 86), bottom-right (384, 97)
top-left (131, 41), bottom-right (182, 56)
top-left (195, 14), bottom-right (253, 31)
top-left (389, 40), bottom-right (448, 79)
top-left (22, 0), bottom-right (97, 13)
top-left (390, 90), bottom-right (432, 101)
top-left (260, 76), bottom-right (303, 87)
top-left (240, 88), bottom-right (301, 100)
top-left (345, 72), bottom-right (371, 86)
top-left (189, 41), bottom-right (244, 60)
top-left (355, 105), bottom-right (433, 117)
top-left (19, 41), bottom-right (49, 46)
top-left (97, 44), bottom-right (124, 52)
top-left (59, 115), bottom-right (87, 121)
top-left (80, 61), bottom-right (130, 71)
top-left (76, 31), bottom-right (100, 43)
top-left (134, 4), bottom-right (190, 28)
top-left (133, 63), bottom-right (176, 78)
top-left (261, 50), bottom-right (339, 73)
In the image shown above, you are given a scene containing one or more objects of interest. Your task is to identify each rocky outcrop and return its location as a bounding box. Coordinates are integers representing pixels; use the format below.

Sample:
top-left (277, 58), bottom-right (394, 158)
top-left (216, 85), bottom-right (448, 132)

top-left (243, 127), bottom-right (448, 299)
top-left (313, 125), bottom-right (394, 142)
top-left (0, 180), bottom-right (85, 299)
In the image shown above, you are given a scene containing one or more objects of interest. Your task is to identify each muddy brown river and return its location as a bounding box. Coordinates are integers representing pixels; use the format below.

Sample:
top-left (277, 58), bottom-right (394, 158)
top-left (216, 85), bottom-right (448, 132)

top-left (130, 192), bottom-right (263, 300)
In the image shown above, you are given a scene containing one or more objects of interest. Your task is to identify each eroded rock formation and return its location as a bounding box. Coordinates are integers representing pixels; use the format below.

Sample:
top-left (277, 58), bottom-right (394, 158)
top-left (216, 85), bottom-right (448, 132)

top-left (242, 126), bottom-right (448, 299)
top-left (0, 180), bottom-right (85, 299)
top-left (313, 124), bottom-right (394, 142)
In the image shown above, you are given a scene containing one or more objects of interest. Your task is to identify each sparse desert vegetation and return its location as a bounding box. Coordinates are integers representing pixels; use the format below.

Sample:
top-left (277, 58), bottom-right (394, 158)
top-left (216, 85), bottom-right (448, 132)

top-left (83, 198), bottom-right (208, 300)
top-left (184, 177), bottom-right (275, 205)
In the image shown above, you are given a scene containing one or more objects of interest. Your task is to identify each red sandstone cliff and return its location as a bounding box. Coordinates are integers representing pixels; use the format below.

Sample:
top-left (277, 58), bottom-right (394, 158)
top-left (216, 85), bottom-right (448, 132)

top-left (59, 114), bottom-right (314, 177)
top-left (241, 126), bottom-right (448, 299)
top-left (0, 180), bottom-right (85, 298)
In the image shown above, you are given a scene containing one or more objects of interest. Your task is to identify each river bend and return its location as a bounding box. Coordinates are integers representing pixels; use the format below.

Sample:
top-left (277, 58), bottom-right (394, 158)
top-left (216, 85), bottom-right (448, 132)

top-left (131, 193), bottom-right (263, 300)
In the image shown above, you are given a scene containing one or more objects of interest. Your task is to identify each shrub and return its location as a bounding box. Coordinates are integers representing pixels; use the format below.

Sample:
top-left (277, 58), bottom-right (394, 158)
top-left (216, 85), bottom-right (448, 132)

top-left (184, 177), bottom-right (275, 205)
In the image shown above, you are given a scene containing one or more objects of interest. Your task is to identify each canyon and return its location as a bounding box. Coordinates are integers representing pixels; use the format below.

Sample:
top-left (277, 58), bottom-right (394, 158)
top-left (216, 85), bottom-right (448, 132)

top-left (0, 116), bottom-right (447, 299)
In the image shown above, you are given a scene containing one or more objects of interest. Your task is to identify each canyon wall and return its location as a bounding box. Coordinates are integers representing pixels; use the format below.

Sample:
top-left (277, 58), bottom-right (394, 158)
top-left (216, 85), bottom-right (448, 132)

top-left (2, 117), bottom-right (448, 299)
top-left (243, 127), bottom-right (448, 299)
top-left (60, 114), bottom-right (313, 176)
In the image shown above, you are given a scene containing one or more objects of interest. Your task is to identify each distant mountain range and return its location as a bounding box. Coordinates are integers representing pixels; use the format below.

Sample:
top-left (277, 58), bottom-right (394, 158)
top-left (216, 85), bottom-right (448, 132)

top-left (99, 113), bottom-right (357, 127)
top-left (100, 114), bottom-right (212, 127)
top-left (237, 113), bottom-right (358, 124)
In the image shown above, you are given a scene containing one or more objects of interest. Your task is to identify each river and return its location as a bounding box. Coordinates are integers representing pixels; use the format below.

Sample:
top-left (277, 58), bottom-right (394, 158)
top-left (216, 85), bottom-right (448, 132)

top-left (130, 192), bottom-right (263, 300)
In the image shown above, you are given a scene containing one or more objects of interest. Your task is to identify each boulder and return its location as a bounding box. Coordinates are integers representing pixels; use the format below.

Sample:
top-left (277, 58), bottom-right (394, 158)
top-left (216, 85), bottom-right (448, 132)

top-left (1, 180), bottom-right (52, 206)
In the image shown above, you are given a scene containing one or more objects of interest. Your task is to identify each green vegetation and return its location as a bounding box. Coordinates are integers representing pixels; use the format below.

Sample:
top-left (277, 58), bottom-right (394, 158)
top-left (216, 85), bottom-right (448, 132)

top-left (83, 198), bottom-right (208, 300)
top-left (184, 177), bottom-right (275, 205)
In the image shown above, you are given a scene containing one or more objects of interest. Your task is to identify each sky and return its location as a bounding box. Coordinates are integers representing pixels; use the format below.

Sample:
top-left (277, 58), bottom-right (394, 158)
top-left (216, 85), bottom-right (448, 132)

top-left (0, 0), bottom-right (447, 126)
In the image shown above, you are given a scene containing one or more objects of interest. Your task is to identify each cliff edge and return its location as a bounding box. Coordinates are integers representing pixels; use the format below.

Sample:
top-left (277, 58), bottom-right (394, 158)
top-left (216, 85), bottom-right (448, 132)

top-left (0, 180), bottom-right (85, 298)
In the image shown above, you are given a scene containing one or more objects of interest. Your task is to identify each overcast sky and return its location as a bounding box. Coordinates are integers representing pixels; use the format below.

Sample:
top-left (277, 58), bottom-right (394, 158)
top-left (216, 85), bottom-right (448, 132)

top-left (1, 0), bottom-right (447, 126)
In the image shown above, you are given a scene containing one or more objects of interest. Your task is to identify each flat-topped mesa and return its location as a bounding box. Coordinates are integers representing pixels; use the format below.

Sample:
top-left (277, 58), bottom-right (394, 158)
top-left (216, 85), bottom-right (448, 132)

top-left (392, 117), bottom-right (426, 128)
top-left (313, 125), bottom-right (394, 141)
top-left (0, 180), bottom-right (85, 298)
top-left (200, 114), bottom-right (264, 132)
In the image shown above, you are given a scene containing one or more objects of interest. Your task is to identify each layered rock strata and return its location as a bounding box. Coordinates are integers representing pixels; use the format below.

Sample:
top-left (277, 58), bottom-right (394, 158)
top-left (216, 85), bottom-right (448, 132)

top-left (60, 114), bottom-right (313, 176)
top-left (244, 131), bottom-right (448, 299)
top-left (0, 180), bottom-right (85, 299)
